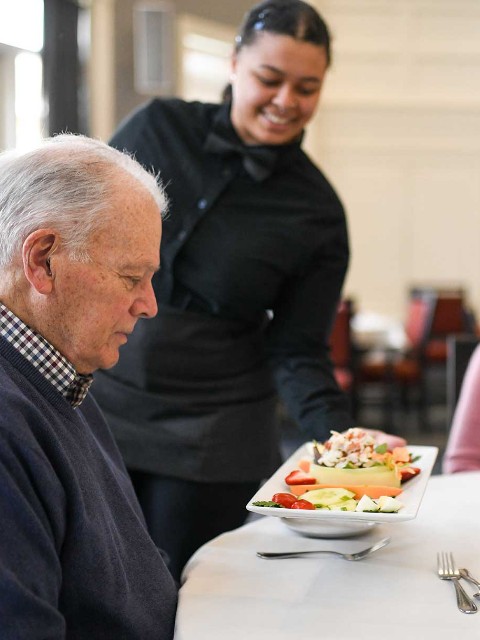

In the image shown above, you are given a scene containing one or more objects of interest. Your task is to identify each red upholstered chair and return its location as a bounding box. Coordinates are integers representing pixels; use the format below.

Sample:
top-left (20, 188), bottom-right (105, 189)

top-left (328, 298), bottom-right (355, 403)
top-left (354, 290), bottom-right (476, 429)
top-left (423, 294), bottom-right (472, 365)
top-left (408, 286), bottom-right (477, 365)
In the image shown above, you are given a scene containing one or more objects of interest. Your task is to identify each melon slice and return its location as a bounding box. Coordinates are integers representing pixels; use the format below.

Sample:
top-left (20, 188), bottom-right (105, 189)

top-left (297, 458), bottom-right (311, 473)
top-left (308, 464), bottom-right (401, 488)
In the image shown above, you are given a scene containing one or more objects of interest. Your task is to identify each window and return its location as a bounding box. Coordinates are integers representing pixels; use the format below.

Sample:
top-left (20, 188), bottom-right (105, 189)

top-left (0, 0), bottom-right (43, 149)
top-left (177, 15), bottom-right (235, 103)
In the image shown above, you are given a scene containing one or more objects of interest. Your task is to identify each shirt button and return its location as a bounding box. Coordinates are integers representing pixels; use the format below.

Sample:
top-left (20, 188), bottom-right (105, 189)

top-left (197, 198), bottom-right (208, 210)
top-left (178, 230), bottom-right (187, 241)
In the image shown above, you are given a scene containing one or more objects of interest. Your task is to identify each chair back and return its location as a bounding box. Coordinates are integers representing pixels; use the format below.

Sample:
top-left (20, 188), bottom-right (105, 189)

top-left (404, 293), bottom-right (436, 349)
top-left (430, 295), bottom-right (466, 336)
top-left (409, 284), bottom-right (465, 299)
top-left (425, 293), bottom-right (473, 364)
top-left (329, 298), bottom-right (354, 392)
top-left (329, 299), bottom-right (353, 368)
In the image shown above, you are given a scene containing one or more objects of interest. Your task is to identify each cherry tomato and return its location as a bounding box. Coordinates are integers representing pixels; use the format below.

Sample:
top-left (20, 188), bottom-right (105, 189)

top-left (272, 493), bottom-right (297, 508)
top-left (290, 499), bottom-right (315, 510)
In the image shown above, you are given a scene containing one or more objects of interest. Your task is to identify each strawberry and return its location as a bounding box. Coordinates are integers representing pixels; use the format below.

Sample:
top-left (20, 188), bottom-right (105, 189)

top-left (400, 466), bottom-right (421, 482)
top-left (285, 469), bottom-right (317, 485)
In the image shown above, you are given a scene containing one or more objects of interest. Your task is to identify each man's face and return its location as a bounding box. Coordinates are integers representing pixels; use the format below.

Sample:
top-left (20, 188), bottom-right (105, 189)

top-left (46, 177), bottom-right (161, 374)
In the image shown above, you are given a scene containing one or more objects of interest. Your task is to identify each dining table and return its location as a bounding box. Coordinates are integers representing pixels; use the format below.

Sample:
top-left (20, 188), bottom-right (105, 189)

top-left (174, 470), bottom-right (480, 639)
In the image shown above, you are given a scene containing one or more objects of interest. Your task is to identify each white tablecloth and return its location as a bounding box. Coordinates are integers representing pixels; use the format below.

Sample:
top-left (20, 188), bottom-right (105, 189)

top-left (174, 472), bottom-right (480, 639)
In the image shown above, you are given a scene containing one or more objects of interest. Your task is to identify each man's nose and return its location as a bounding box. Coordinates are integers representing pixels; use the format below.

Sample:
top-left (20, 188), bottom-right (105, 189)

top-left (133, 281), bottom-right (158, 319)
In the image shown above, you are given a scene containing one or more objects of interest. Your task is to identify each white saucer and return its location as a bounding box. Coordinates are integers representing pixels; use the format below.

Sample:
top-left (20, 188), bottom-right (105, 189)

top-left (281, 517), bottom-right (378, 538)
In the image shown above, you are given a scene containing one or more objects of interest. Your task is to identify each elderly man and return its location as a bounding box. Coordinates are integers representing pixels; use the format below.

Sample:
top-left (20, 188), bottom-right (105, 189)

top-left (0, 135), bottom-right (177, 639)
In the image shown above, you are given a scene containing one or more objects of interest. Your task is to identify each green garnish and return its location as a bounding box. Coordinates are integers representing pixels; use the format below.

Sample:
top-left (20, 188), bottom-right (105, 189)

top-left (251, 500), bottom-right (284, 508)
top-left (375, 443), bottom-right (388, 454)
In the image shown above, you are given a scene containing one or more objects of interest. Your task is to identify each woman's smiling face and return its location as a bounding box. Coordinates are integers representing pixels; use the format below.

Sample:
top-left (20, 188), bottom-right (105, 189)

top-left (229, 32), bottom-right (329, 146)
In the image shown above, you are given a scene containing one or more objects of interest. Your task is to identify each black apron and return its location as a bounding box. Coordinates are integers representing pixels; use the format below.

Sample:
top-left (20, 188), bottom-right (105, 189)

top-left (92, 305), bottom-right (281, 482)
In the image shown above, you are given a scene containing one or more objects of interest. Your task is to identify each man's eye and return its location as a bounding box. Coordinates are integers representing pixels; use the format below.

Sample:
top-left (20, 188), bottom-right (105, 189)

top-left (122, 275), bottom-right (141, 288)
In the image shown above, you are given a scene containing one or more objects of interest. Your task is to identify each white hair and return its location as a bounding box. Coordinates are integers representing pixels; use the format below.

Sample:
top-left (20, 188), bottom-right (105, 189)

top-left (0, 133), bottom-right (168, 266)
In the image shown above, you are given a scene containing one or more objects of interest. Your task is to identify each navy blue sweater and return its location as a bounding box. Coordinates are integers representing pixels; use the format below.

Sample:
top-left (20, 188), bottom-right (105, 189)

top-left (0, 337), bottom-right (177, 639)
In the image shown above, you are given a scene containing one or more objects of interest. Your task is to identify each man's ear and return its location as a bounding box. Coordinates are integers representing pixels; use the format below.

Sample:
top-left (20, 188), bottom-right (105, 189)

top-left (22, 230), bottom-right (59, 294)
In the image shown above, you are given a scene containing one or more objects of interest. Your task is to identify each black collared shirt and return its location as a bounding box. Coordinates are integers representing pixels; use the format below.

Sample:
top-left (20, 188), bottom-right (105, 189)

top-left (108, 98), bottom-right (353, 438)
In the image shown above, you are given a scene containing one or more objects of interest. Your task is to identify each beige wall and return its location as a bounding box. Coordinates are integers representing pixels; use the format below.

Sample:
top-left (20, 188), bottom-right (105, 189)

top-left (91, 0), bottom-right (252, 134)
top-left (306, 0), bottom-right (480, 319)
top-left (90, 0), bottom-right (480, 322)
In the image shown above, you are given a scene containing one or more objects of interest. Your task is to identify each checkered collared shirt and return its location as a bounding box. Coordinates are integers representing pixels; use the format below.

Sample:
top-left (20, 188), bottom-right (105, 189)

top-left (0, 303), bottom-right (93, 408)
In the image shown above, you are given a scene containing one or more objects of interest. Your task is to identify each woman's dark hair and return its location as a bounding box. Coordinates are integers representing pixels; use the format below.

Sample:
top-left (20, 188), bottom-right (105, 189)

top-left (235, 0), bottom-right (331, 63)
top-left (222, 0), bottom-right (331, 101)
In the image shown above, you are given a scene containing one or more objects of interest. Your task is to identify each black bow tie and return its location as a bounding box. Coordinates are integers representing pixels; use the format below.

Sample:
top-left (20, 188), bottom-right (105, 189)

top-left (204, 130), bottom-right (278, 182)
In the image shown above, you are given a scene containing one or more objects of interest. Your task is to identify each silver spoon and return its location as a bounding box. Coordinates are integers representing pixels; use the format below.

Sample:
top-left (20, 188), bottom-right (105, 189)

top-left (257, 536), bottom-right (390, 560)
top-left (460, 568), bottom-right (480, 599)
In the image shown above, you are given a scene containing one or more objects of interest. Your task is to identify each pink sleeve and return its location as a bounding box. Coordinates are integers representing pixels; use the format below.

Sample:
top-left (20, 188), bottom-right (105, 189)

top-left (443, 344), bottom-right (480, 473)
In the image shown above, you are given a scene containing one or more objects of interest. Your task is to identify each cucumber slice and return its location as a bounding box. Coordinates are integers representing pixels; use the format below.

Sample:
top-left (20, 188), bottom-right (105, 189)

top-left (299, 487), bottom-right (355, 506)
top-left (328, 499), bottom-right (357, 511)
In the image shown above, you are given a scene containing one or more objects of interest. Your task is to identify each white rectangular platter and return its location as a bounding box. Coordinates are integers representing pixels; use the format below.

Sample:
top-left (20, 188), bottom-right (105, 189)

top-left (247, 444), bottom-right (438, 524)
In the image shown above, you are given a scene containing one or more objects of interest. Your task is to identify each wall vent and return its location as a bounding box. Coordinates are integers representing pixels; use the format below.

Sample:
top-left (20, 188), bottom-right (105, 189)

top-left (133, 2), bottom-right (175, 95)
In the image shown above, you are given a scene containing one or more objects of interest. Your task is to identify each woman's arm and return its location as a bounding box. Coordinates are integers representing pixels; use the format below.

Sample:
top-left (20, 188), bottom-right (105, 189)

top-left (443, 344), bottom-right (480, 473)
top-left (265, 216), bottom-right (354, 440)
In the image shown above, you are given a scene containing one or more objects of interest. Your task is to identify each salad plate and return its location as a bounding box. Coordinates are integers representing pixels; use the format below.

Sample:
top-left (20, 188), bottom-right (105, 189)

top-left (246, 443), bottom-right (438, 533)
top-left (280, 517), bottom-right (378, 538)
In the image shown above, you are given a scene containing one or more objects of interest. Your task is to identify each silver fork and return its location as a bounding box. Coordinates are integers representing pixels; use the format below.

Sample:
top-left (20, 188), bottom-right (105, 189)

top-left (257, 536), bottom-right (390, 560)
top-left (437, 552), bottom-right (478, 614)
top-left (460, 568), bottom-right (480, 599)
